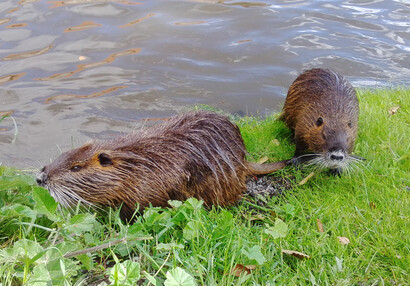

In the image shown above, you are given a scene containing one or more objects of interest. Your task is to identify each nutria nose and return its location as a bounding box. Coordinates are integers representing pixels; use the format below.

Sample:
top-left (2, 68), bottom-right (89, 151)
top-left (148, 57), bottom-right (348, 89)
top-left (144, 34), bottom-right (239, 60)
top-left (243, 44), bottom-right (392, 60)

top-left (330, 154), bottom-right (344, 161)
top-left (36, 171), bottom-right (47, 186)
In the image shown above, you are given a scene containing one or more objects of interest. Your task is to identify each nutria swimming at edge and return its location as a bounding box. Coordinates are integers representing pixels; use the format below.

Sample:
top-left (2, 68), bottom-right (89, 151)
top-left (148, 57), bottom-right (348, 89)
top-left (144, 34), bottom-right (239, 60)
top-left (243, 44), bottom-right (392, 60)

top-left (282, 68), bottom-right (361, 175)
top-left (37, 110), bottom-right (287, 220)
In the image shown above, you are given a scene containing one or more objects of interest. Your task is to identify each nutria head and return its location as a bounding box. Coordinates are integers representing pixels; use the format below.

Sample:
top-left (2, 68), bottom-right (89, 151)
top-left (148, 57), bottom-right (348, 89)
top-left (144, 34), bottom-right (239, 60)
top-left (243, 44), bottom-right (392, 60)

top-left (36, 141), bottom-right (146, 215)
top-left (284, 68), bottom-right (361, 174)
top-left (296, 110), bottom-right (359, 171)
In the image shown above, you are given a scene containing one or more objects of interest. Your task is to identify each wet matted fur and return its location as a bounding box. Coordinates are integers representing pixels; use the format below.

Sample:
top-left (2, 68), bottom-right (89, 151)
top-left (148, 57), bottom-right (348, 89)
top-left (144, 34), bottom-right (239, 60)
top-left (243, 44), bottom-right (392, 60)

top-left (282, 68), bottom-right (361, 174)
top-left (37, 110), bottom-right (286, 219)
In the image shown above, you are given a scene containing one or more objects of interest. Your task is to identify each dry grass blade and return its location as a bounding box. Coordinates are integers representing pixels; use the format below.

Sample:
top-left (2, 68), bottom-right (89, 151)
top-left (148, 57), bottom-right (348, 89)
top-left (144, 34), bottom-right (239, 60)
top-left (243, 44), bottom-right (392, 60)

top-left (298, 172), bottom-right (315, 185)
top-left (317, 219), bottom-right (325, 233)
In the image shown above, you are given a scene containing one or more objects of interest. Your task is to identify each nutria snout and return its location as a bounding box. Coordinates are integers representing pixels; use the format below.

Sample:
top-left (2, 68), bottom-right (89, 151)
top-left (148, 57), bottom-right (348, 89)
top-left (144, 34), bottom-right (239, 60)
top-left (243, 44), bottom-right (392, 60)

top-left (37, 110), bottom-right (286, 220)
top-left (282, 68), bottom-right (361, 175)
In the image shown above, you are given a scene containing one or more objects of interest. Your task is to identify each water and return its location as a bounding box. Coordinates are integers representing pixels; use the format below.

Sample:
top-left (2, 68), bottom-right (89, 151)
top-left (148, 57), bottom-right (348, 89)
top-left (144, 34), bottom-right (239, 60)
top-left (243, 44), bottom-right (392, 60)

top-left (0, 0), bottom-right (409, 168)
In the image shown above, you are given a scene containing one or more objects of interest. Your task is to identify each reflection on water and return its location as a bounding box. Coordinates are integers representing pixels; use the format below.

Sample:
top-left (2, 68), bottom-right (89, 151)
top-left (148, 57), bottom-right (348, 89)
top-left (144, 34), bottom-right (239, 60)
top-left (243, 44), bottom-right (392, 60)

top-left (0, 72), bottom-right (25, 84)
top-left (45, 85), bottom-right (128, 103)
top-left (49, 1), bottom-right (143, 9)
top-left (64, 21), bottom-right (102, 32)
top-left (3, 44), bottom-right (52, 60)
top-left (36, 48), bottom-right (141, 80)
top-left (0, 0), bottom-right (409, 167)
top-left (119, 13), bottom-right (155, 28)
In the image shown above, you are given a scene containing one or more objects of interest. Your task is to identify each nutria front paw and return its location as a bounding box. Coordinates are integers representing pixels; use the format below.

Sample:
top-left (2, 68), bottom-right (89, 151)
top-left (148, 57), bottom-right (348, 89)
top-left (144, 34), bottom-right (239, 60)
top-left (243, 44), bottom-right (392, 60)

top-left (329, 168), bottom-right (343, 177)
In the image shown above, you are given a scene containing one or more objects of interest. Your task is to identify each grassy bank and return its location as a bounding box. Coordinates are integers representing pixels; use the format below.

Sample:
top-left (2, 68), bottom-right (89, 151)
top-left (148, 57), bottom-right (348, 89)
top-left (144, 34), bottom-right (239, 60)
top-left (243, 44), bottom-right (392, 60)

top-left (0, 89), bottom-right (409, 285)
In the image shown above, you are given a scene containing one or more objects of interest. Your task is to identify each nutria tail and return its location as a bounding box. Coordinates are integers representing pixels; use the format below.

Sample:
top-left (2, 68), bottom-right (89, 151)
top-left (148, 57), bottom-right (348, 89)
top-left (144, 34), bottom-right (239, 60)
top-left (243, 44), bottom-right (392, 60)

top-left (246, 160), bottom-right (288, 175)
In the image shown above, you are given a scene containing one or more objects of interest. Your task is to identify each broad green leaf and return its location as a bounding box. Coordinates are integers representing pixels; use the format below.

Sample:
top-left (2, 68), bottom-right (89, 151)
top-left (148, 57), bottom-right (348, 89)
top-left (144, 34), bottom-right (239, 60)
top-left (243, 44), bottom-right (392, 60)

top-left (183, 198), bottom-right (203, 211)
top-left (76, 254), bottom-right (94, 270)
top-left (109, 260), bottom-right (141, 286)
top-left (168, 200), bottom-right (183, 208)
top-left (183, 220), bottom-right (201, 240)
top-left (0, 204), bottom-right (37, 220)
top-left (283, 203), bottom-right (296, 218)
top-left (241, 245), bottom-right (266, 265)
top-left (156, 242), bottom-right (184, 251)
top-left (0, 239), bottom-right (43, 263)
top-left (264, 218), bottom-right (288, 239)
top-left (37, 242), bottom-right (78, 264)
top-left (164, 267), bottom-right (197, 286)
top-left (46, 258), bottom-right (79, 285)
top-left (26, 264), bottom-right (51, 286)
top-left (32, 187), bottom-right (59, 221)
top-left (64, 213), bottom-right (97, 234)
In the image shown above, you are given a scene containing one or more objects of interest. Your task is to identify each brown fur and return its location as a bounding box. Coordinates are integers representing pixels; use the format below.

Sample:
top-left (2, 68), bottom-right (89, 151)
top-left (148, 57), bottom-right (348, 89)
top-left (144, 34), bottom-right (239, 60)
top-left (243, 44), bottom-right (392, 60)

top-left (37, 110), bottom-right (286, 220)
top-left (282, 68), bottom-right (359, 174)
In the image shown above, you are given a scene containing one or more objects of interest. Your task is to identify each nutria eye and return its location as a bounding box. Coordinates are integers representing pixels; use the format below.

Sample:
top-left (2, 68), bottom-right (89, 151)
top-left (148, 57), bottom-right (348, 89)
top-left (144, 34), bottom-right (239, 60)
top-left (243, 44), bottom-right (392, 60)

top-left (70, 165), bottom-right (82, 172)
top-left (316, 117), bottom-right (324, 127)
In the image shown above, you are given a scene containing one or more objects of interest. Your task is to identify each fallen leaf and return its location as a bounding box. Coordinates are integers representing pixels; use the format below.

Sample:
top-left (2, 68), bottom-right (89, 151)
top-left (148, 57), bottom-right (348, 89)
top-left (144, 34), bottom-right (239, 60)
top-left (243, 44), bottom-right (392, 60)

top-left (388, 105), bottom-right (400, 115)
top-left (337, 236), bottom-right (350, 245)
top-left (281, 249), bottom-right (311, 260)
top-left (271, 139), bottom-right (280, 146)
top-left (79, 56), bottom-right (87, 61)
top-left (229, 264), bottom-right (257, 277)
top-left (298, 172), bottom-right (315, 185)
top-left (369, 202), bottom-right (376, 209)
top-left (317, 219), bottom-right (324, 233)
top-left (257, 156), bottom-right (269, 164)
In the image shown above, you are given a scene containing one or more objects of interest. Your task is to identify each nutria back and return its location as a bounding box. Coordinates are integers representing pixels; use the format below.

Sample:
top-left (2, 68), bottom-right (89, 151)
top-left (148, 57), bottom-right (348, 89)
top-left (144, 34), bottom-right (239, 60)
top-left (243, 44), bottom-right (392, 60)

top-left (37, 110), bottom-right (286, 220)
top-left (283, 68), bottom-right (359, 173)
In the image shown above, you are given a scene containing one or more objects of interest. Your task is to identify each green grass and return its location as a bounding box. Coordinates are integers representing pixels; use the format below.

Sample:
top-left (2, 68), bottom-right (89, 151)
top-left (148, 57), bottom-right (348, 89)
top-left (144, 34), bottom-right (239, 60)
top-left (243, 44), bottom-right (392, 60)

top-left (0, 89), bottom-right (409, 285)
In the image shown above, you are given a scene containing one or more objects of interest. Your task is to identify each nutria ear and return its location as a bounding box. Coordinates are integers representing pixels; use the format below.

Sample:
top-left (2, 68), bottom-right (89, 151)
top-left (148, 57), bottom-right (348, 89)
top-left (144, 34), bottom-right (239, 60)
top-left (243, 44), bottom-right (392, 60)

top-left (98, 153), bottom-right (113, 167)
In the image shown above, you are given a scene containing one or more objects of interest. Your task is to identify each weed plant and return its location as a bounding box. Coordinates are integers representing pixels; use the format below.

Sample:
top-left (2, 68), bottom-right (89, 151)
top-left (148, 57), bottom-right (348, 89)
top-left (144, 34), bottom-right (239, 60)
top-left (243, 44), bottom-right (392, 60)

top-left (0, 89), bottom-right (408, 285)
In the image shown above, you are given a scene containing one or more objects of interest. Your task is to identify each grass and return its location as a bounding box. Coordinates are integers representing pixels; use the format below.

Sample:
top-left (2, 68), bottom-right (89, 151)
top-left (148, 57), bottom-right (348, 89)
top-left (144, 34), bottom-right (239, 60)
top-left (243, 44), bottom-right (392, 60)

top-left (0, 89), bottom-right (409, 285)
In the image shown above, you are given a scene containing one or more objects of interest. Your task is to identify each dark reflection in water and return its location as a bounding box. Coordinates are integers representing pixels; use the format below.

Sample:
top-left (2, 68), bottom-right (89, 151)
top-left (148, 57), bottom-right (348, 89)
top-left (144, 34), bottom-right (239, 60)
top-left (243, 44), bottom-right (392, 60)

top-left (0, 0), bottom-right (409, 167)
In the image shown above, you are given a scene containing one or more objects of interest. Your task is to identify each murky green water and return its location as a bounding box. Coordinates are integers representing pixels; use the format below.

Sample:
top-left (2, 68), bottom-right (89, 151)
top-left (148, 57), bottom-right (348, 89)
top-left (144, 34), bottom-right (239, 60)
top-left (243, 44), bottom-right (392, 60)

top-left (0, 0), bottom-right (409, 167)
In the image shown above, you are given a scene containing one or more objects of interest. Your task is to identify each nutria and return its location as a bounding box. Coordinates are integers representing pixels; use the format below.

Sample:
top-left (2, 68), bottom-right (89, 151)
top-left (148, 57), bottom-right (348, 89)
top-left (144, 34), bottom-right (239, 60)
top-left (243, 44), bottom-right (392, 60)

top-left (282, 68), bottom-right (360, 175)
top-left (36, 110), bottom-right (286, 220)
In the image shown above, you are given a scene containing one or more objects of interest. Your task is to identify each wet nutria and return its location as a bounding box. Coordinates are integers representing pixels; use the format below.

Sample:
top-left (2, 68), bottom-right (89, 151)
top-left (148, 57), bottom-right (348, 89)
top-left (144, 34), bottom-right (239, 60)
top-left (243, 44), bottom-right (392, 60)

top-left (36, 110), bottom-right (287, 220)
top-left (282, 68), bottom-right (360, 175)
